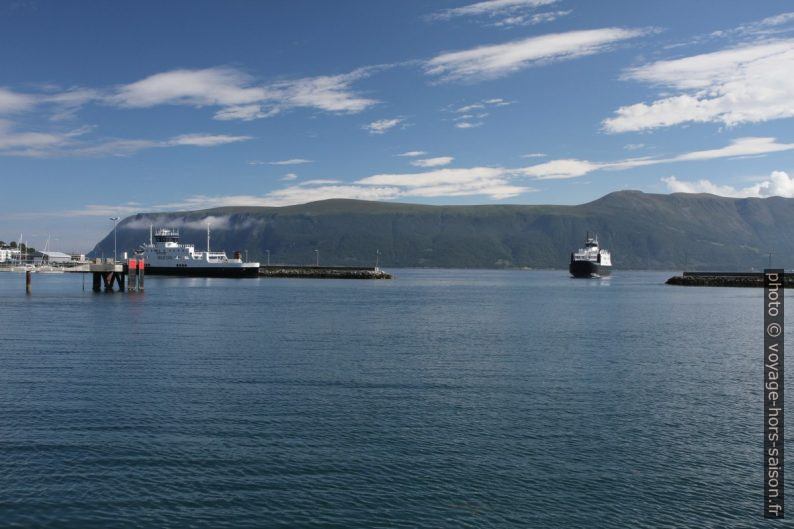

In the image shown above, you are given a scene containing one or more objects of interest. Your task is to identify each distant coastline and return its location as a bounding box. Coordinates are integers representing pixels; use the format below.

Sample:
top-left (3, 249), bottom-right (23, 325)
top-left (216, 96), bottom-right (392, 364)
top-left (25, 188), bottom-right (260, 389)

top-left (88, 190), bottom-right (794, 271)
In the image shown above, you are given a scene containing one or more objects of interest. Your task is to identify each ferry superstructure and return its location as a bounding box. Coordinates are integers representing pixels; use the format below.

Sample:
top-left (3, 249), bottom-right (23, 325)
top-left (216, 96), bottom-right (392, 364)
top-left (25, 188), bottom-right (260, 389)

top-left (136, 226), bottom-right (260, 277)
top-left (569, 233), bottom-right (612, 278)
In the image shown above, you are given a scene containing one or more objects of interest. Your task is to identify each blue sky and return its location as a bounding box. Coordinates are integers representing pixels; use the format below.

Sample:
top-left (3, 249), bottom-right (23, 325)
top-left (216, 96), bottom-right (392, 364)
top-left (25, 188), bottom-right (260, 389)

top-left (2, 0), bottom-right (794, 251)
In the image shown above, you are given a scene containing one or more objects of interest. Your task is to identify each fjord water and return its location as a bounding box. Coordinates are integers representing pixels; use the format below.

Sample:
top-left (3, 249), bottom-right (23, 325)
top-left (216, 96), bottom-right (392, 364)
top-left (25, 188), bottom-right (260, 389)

top-left (0, 270), bottom-right (765, 527)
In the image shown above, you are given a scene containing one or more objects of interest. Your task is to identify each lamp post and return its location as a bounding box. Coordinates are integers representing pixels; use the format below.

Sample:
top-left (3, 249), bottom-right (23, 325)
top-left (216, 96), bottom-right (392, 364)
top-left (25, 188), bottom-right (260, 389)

top-left (376, 249), bottom-right (380, 270)
top-left (110, 217), bottom-right (119, 263)
top-left (314, 249), bottom-right (319, 266)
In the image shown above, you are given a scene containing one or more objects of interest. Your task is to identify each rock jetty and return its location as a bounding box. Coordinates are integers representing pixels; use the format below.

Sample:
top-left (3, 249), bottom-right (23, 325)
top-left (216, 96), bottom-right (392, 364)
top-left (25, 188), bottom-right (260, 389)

top-left (666, 272), bottom-right (792, 288)
top-left (259, 265), bottom-right (391, 279)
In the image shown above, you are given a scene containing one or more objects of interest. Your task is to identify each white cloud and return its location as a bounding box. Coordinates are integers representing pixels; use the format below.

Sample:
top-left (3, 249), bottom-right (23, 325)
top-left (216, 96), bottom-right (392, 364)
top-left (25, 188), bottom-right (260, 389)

top-left (431, 0), bottom-right (558, 20)
top-left (0, 119), bottom-right (74, 150)
top-left (282, 70), bottom-right (378, 114)
top-left (727, 12), bottom-right (794, 38)
top-left (71, 139), bottom-right (160, 157)
top-left (673, 137), bottom-right (794, 161)
top-left (110, 67), bottom-right (268, 108)
top-left (363, 118), bottom-right (403, 134)
top-left (268, 158), bottom-right (313, 165)
top-left (166, 133), bottom-right (251, 147)
top-left (604, 39), bottom-right (794, 132)
top-left (483, 98), bottom-right (512, 106)
top-left (426, 28), bottom-right (647, 81)
top-left (396, 150), bottom-right (427, 157)
top-left (263, 184), bottom-right (403, 206)
top-left (520, 137), bottom-right (794, 179)
top-left (493, 10), bottom-right (572, 27)
top-left (61, 162), bottom-right (541, 216)
top-left (214, 104), bottom-right (277, 121)
top-left (662, 171), bottom-right (794, 198)
top-left (356, 166), bottom-right (534, 199)
top-left (0, 88), bottom-right (38, 114)
top-left (411, 156), bottom-right (454, 167)
top-left (73, 133), bottom-right (251, 157)
top-left (359, 166), bottom-right (505, 187)
top-left (43, 88), bottom-right (101, 120)
top-left (757, 12), bottom-right (794, 28)
top-left (624, 143), bottom-right (645, 151)
top-left (0, 120), bottom-right (252, 158)
top-left (521, 152), bottom-right (546, 158)
top-left (0, 119), bottom-right (94, 156)
top-left (281, 173), bottom-right (298, 181)
top-left (301, 179), bottom-right (341, 185)
top-left (0, 85), bottom-right (102, 122)
top-left (121, 215), bottom-right (246, 230)
top-left (110, 66), bottom-right (378, 121)
top-left (63, 204), bottom-right (148, 218)
top-left (448, 98), bottom-right (511, 128)
top-left (521, 159), bottom-right (603, 179)
top-left (64, 173), bottom-right (533, 216)
top-left (457, 103), bottom-right (485, 113)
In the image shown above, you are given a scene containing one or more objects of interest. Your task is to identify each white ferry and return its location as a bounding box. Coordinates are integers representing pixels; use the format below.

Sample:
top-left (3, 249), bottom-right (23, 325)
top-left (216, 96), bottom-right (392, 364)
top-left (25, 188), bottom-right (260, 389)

top-left (569, 232), bottom-right (612, 278)
top-left (136, 226), bottom-right (260, 277)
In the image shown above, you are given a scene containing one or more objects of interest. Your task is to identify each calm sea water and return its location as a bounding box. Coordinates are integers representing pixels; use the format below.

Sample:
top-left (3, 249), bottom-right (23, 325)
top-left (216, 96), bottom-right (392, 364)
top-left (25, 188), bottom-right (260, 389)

top-left (0, 270), bottom-right (771, 527)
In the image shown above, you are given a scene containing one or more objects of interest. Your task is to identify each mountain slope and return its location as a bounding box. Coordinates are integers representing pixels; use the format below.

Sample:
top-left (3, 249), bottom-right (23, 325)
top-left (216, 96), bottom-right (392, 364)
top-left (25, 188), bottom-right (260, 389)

top-left (89, 191), bottom-right (794, 270)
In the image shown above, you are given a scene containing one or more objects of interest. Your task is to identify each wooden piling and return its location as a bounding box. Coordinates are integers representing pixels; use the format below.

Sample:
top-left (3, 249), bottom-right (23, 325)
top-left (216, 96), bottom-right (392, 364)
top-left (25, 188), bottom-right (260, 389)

top-left (25, 270), bottom-right (31, 294)
top-left (92, 272), bottom-right (101, 292)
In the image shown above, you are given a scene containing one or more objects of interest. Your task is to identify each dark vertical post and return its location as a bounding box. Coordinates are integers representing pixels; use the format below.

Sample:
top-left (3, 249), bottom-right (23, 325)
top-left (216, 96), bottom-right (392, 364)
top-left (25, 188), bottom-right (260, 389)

top-left (25, 270), bottom-right (31, 294)
top-left (138, 260), bottom-right (144, 291)
top-left (92, 272), bottom-right (101, 292)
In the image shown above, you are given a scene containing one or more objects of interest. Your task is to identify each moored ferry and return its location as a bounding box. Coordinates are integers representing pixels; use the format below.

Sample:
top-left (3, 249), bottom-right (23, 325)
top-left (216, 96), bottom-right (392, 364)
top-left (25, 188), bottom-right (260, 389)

top-left (569, 233), bottom-right (612, 278)
top-left (135, 226), bottom-right (260, 277)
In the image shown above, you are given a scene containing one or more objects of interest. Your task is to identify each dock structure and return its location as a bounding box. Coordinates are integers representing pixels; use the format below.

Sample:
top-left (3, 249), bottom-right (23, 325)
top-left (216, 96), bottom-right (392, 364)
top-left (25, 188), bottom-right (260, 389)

top-left (666, 271), bottom-right (792, 288)
top-left (259, 265), bottom-right (392, 279)
top-left (89, 262), bottom-right (126, 292)
top-left (66, 259), bottom-right (146, 292)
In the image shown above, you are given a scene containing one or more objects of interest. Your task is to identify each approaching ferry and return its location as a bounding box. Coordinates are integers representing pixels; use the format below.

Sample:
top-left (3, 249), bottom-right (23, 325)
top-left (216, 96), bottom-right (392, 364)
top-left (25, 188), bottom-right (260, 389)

top-left (136, 226), bottom-right (260, 277)
top-left (569, 233), bottom-right (612, 278)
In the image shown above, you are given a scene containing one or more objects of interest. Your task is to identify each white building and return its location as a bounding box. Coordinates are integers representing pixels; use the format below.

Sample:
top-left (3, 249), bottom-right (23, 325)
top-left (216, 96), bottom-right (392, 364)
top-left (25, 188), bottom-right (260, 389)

top-left (0, 248), bottom-right (21, 263)
top-left (34, 251), bottom-right (72, 264)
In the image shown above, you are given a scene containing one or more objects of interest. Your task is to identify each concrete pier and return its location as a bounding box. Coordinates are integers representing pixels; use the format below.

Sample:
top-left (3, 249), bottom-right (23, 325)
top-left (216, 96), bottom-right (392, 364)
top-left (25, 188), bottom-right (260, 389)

top-left (259, 265), bottom-right (391, 279)
top-left (66, 259), bottom-right (145, 292)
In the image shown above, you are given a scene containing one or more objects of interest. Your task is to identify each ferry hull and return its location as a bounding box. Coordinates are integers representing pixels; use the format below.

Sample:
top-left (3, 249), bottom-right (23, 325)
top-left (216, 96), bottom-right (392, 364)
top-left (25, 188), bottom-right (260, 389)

top-left (144, 265), bottom-right (260, 278)
top-left (569, 261), bottom-right (611, 278)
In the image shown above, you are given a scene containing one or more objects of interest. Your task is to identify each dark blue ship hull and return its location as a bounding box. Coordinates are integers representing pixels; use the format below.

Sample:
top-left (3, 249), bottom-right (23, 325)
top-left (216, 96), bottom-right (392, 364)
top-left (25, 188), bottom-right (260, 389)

top-left (144, 265), bottom-right (260, 278)
top-left (569, 260), bottom-right (611, 278)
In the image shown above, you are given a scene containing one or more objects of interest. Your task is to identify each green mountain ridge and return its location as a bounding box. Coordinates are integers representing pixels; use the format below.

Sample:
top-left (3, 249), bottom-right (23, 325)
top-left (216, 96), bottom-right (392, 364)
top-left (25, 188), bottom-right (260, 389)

top-left (90, 190), bottom-right (794, 270)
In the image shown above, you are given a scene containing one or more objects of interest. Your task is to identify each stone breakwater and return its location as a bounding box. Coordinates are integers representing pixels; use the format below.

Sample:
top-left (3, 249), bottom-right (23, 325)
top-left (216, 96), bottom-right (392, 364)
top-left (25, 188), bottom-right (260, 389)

top-left (666, 272), bottom-right (793, 288)
top-left (259, 265), bottom-right (392, 279)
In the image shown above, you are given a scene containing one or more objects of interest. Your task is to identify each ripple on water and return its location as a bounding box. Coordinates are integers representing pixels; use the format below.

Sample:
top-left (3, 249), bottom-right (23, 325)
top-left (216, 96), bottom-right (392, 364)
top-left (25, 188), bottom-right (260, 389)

top-left (0, 271), bottom-right (765, 527)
